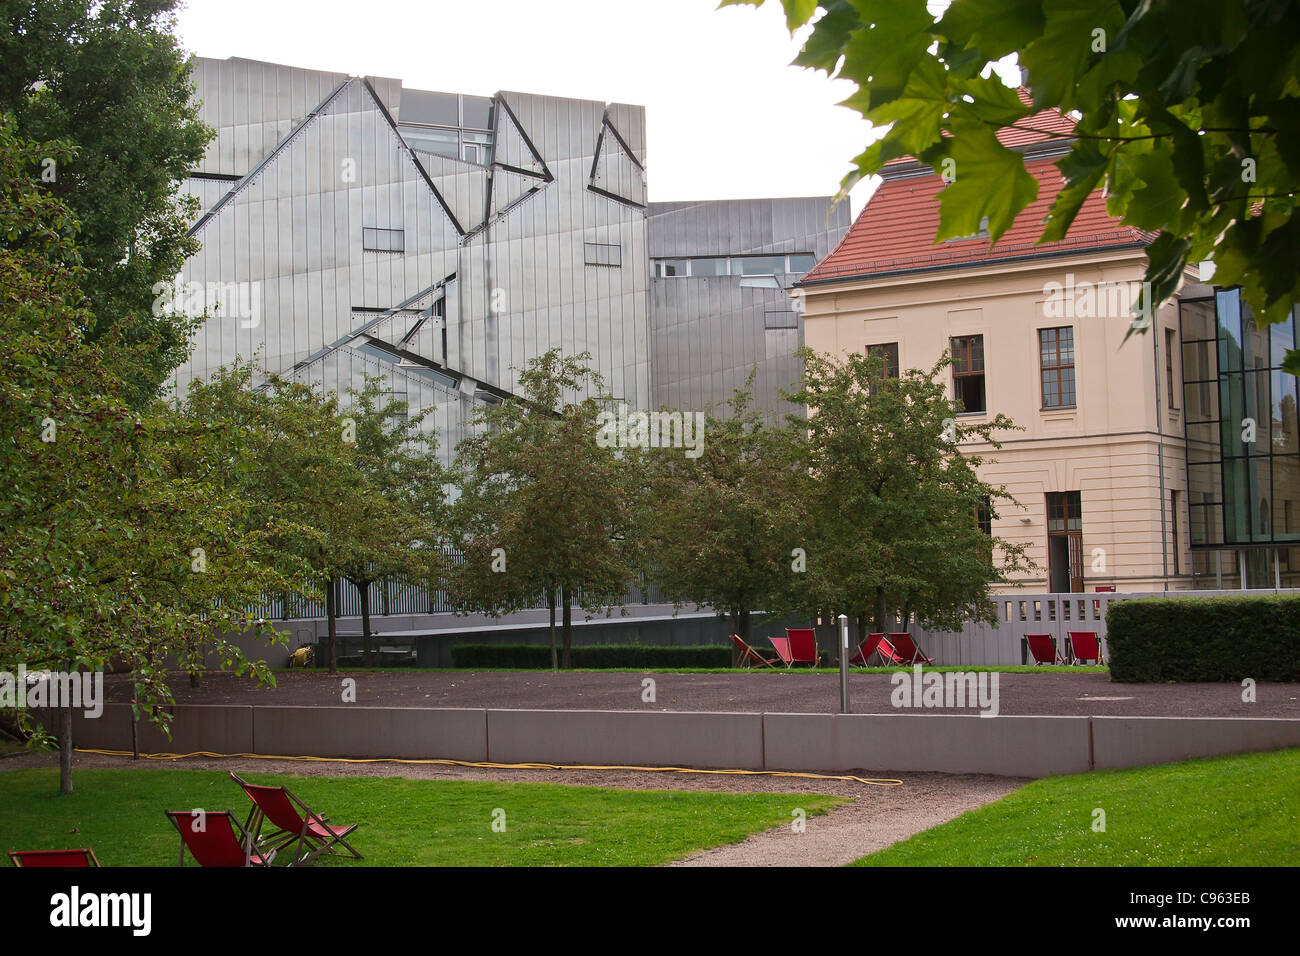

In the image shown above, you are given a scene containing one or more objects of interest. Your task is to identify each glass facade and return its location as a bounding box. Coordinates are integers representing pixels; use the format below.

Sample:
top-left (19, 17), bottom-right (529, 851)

top-left (1179, 288), bottom-right (1300, 550)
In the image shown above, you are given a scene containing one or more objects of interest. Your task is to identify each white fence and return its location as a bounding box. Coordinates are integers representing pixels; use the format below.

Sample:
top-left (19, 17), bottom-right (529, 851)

top-left (912, 589), bottom-right (1300, 666)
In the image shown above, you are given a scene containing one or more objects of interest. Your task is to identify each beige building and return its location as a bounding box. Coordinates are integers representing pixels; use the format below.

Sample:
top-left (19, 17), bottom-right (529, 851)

top-left (797, 104), bottom-right (1297, 592)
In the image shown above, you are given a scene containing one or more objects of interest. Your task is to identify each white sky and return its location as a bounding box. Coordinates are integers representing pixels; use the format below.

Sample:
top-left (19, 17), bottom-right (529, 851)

top-left (173, 0), bottom-right (881, 215)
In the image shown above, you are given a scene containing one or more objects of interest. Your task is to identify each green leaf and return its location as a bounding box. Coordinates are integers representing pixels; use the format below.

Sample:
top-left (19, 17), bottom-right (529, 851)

top-left (853, 58), bottom-right (950, 158)
top-left (1042, 139), bottom-right (1110, 242)
top-left (782, 0), bottom-right (821, 32)
top-left (1020, 0), bottom-right (1126, 109)
top-left (934, 122), bottom-right (1040, 242)
top-left (839, 0), bottom-right (936, 109)
top-left (1114, 142), bottom-right (1188, 232)
top-left (939, 0), bottom-right (1046, 62)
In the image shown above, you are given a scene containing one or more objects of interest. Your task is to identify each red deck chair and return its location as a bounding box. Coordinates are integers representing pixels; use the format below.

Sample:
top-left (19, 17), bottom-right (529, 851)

top-left (1025, 633), bottom-right (1065, 666)
top-left (165, 810), bottom-right (274, 867)
top-left (1067, 630), bottom-right (1106, 665)
top-left (767, 635), bottom-right (793, 667)
top-left (8, 848), bottom-right (100, 867)
top-left (785, 628), bottom-right (823, 667)
top-left (229, 771), bottom-right (362, 866)
top-left (846, 632), bottom-right (887, 667)
top-left (730, 633), bottom-right (778, 669)
top-left (873, 635), bottom-right (908, 666)
top-left (888, 632), bottom-right (933, 665)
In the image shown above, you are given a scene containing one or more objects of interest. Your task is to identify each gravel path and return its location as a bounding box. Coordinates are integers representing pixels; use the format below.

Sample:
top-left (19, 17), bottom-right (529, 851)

top-left (105, 669), bottom-right (1300, 718)
top-left (1, 749), bottom-right (1026, 867)
top-left (672, 772), bottom-right (1022, 867)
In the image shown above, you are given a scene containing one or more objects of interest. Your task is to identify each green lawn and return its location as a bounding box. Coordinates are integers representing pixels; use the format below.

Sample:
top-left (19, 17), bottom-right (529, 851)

top-left (0, 767), bottom-right (841, 866)
top-left (853, 748), bottom-right (1300, 867)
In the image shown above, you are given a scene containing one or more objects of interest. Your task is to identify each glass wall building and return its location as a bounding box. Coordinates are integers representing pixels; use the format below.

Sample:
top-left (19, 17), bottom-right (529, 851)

top-left (1180, 288), bottom-right (1300, 587)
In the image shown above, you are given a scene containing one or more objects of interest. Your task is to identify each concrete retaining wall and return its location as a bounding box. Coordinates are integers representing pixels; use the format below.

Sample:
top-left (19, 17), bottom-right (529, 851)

top-left (65, 703), bottom-right (1300, 779)
top-left (1090, 716), bottom-right (1300, 770)
top-left (486, 709), bottom-right (764, 769)
top-left (762, 713), bottom-right (1092, 777)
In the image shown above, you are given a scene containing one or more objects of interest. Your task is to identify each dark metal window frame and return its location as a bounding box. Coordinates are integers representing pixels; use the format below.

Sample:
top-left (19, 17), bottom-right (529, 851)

top-left (1179, 290), bottom-right (1300, 550)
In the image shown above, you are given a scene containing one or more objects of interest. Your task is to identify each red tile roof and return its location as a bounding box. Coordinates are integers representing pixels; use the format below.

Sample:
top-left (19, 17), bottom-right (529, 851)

top-left (807, 97), bottom-right (1151, 284)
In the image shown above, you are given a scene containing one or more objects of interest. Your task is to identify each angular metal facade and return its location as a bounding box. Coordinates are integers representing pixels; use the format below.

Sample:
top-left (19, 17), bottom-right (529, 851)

top-left (173, 58), bottom-right (844, 457)
top-left (174, 57), bottom-right (651, 461)
top-left (647, 198), bottom-right (851, 418)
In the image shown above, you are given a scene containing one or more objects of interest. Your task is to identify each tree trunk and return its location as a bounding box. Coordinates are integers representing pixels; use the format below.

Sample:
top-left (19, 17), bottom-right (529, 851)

top-left (59, 700), bottom-right (73, 795)
top-left (326, 575), bottom-right (338, 675)
top-left (360, 579), bottom-right (373, 668)
top-left (561, 587), bottom-right (573, 670)
top-left (548, 588), bottom-right (558, 672)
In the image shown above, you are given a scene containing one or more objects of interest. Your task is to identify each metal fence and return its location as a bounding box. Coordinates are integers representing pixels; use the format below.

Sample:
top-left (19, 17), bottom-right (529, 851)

top-left (911, 588), bottom-right (1300, 666)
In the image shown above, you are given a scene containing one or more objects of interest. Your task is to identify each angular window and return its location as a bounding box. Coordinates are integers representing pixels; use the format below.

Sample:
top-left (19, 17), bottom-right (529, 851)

top-left (401, 126), bottom-right (459, 158)
top-left (1039, 327), bottom-right (1075, 408)
top-left (362, 227), bottom-right (405, 253)
top-left (951, 334), bottom-right (986, 413)
top-left (764, 310), bottom-right (797, 330)
top-left (735, 255), bottom-right (785, 276)
top-left (866, 342), bottom-right (899, 379)
top-left (689, 257), bottom-right (729, 276)
top-left (787, 253), bottom-right (817, 274)
top-left (584, 242), bottom-right (622, 267)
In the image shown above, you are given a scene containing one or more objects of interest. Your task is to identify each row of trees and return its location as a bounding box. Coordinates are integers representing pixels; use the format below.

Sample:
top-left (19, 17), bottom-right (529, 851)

top-left (450, 346), bottom-right (1033, 669)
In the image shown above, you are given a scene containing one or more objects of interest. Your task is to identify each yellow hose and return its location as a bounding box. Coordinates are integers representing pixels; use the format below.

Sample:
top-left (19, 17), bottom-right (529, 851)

top-left (76, 747), bottom-right (902, 787)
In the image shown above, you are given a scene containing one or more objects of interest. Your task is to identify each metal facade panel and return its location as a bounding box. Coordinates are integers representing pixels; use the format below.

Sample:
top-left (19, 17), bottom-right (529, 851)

top-left (647, 197), bottom-right (850, 420)
top-left (176, 59), bottom-right (656, 464)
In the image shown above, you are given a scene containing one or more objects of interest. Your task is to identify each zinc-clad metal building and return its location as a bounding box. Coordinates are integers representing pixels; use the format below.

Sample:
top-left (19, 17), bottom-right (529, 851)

top-left (172, 57), bottom-right (847, 452)
top-left (648, 198), bottom-right (852, 418)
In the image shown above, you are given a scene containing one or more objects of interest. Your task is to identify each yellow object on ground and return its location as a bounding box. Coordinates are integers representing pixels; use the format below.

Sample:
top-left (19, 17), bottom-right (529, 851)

top-left (76, 747), bottom-right (902, 788)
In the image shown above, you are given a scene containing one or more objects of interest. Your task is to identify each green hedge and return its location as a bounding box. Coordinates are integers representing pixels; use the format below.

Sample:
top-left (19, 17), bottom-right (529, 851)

top-left (1106, 594), bottom-right (1300, 682)
top-left (449, 643), bottom-right (734, 669)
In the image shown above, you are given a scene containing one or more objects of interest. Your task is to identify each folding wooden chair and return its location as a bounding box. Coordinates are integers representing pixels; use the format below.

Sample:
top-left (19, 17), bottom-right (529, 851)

top-left (888, 632), bottom-right (934, 665)
top-left (785, 628), bottom-right (823, 667)
top-left (730, 633), bottom-right (778, 668)
top-left (767, 634), bottom-right (794, 668)
top-left (165, 810), bottom-right (274, 867)
top-left (8, 848), bottom-right (100, 867)
top-left (1067, 630), bottom-right (1106, 665)
top-left (1025, 633), bottom-right (1065, 665)
top-left (229, 771), bottom-right (362, 866)
top-left (846, 632), bottom-right (888, 666)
